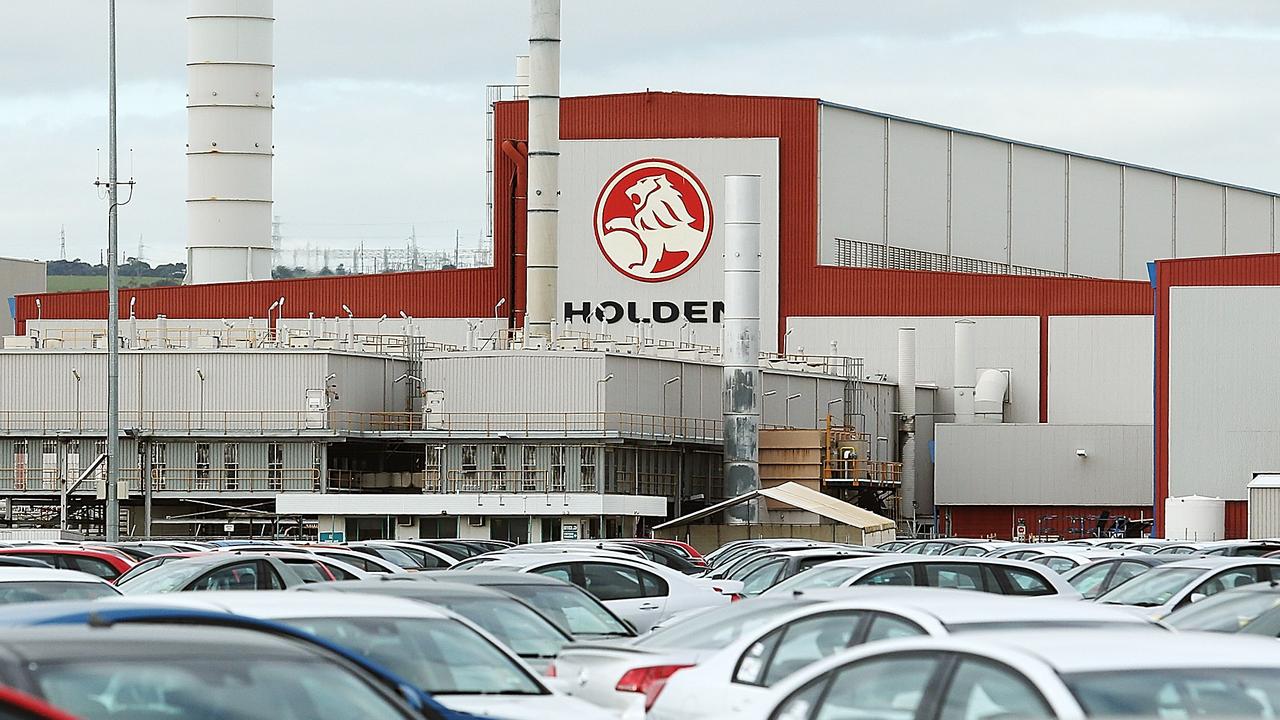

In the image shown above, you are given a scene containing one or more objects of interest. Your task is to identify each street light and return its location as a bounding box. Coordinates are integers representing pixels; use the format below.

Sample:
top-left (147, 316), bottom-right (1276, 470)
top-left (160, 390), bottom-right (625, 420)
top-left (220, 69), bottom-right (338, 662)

top-left (71, 368), bottom-right (81, 431)
top-left (494, 297), bottom-right (507, 319)
top-left (826, 397), bottom-right (843, 426)
top-left (595, 374), bottom-right (614, 418)
top-left (785, 392), bottom-right (802, 428)
top-left (762, 390), bottom-right (777, 426)
top-left (195, 368), bottom-right (205, 429)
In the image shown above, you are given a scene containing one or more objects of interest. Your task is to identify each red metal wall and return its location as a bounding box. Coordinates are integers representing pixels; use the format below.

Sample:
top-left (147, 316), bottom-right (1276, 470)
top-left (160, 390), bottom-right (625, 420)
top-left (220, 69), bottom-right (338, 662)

top-left (13, 267), bottom-right (500, 334)
top-left (1154, 253), bottom-right (1280, 535)
top-left (943, 505), bottom-right (1154, 540)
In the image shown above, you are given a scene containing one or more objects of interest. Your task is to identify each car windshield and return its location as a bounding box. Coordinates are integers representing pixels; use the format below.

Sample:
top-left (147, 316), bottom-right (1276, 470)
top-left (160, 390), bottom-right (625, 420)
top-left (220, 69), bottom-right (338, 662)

top-left (360, 546), bottom-right (419, 569)
top-left (288, 616), bottom-right (543, 696)
top-left (116, 563), bottom-right (208, 594)
top-left (430, 597), bottom-right (569, 658)
top-left (493, 584), bottom-right (632, 637)
top-left (1164, 589), bottom-right (1280, 631)
top-left (764, 564), bottom-right (864, 595)
top-left (638, 599), bottom-right (814, 650)
top-left (0, 581), bottom-right (119, 604)
top-left (32, 657), bottom-right (410, 720)
top-left (1066, 669), bottom-right (1280, 717)
top-left (1096, 567), bottom-right (1205, 607)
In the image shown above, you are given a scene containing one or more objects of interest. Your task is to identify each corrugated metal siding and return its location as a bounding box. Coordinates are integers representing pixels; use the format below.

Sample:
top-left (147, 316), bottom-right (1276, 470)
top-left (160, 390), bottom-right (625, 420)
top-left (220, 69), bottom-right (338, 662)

top-left (1226, 500), bottom-right (1248, 539)
top-left (944, 505), bottom-right (1152, 540)
top-left (1155, 253), bottom-right (1280, 534)
top-left (422, 353), bottom-right (605, 414)
top-left (1047, 316), bottom-right (1153, 424)
top-left (14, 267), bottom-right (500, 335)
top-left (1247, 491), bottom-right (1280, 539)
top-left (494, 92), bottom-right (818, 344)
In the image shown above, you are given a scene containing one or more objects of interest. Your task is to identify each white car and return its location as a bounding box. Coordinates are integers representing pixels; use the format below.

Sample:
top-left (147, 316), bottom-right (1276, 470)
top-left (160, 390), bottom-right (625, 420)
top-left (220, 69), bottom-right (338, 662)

top-left (1095, 556), bottom-right (1280, 618)
top-left (306, 546), bottom-right (409, 574)
top-left (0, 567), bottom-right (120, 604)
top-left (761, 554), bottom-right (1080, 598)
top-left (464, 552), bottom-right (735, 632)
top-left (107, 591), bottom-right (615, 720)
top-left (1027, 549), bottom-right (1132, 575)
top-left (727, 627), bottom-right (1280, 720)
top-left (363, 540), bottom-right (459, 570)
top-left (555, 586), bottom-right (1146, 717)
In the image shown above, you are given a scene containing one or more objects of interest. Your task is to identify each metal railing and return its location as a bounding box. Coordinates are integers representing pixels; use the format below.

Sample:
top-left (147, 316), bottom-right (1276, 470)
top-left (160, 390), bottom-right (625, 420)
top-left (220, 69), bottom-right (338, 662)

top-left (0, 467), bottom-right (319, 494)
top-left (0, 410), bottom-right (724, 442)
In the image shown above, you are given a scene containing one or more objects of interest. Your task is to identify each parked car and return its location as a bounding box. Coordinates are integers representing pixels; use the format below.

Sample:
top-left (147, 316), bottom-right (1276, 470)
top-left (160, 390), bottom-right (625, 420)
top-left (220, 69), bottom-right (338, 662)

top-left (299, 578), bottom-right (575, 672)
top-left (0, 557), bottom-right (53, 569)
top-left (463, 553), bottom-right (735, 632)
top-left (364, 541), bottom-right (459, 569)
top-left (615, 538), bottom-right (707, 567)
top-left (0, 620), bottom-right (444, 719)
top-left (985, 544), bottom-right (1056, 561)
top-left (941, 541), bottom-right (1011, 557)
top-left (706, 543), bottom-right (856, 581)
top-left (874, 540), bottom-right (910, 552)
top-left (0, 547), bottom-right (133, 581)
top-left (1095, 556), bottom-right (1280, 617)
top-left (1061, 555), bottom-right (1178, 599)
top-left (400, 539), bottom-right (485, 560)
top-left (1163, 580), bottom-right (1280, 632)
top-left (121, 591), bottom-right (613, 720)
top-left (1153, 543), bottom-right (1203, 555)
top-left (732, 547), bottom-right (881, 596)
top-left (1198, 540), bottom-right (1280, 557)
top-left (762, 555), bottom-right (1079, 598)
top-left (899, 538), bottom-right (986, 555)
top-left (1028, 549), bottom-right (1130, 575)
top-left (115, 554), bottom-right (310, 593)
top-left (557, 588), bottom-right (1153, 720)
top-left (0, 568), bottom-right (121, 604)
top-left (306, 546), bottom-right (410, 574)
top-left (418, 570), bottom-right (636, 640)
top-left (734, 627), bottom-right (1280, 720)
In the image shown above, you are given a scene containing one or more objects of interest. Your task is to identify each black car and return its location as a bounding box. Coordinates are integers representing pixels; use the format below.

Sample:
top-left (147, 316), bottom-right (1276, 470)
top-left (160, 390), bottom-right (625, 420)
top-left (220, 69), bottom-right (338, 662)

top-left (0, 623), bottom-right (432, 720)
top-left (1063, 555), bottom-right (1180, 599)
top-left (416, 569), bottom-right (636, 639)
top-left (299, 577), bottom-right (574, 672)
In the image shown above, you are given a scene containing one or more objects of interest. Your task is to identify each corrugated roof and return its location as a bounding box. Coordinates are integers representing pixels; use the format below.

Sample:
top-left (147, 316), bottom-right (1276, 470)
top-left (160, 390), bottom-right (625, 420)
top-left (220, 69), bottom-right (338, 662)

top-left (652, 481), bottom-right (894, 532)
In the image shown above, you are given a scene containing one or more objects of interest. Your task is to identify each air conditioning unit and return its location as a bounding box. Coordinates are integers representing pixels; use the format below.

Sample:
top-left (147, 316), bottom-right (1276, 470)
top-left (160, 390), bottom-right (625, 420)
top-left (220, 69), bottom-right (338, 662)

top-left (396, 515), bottom-right (414, 527)
top-left (468, 516), bottom-right (485, 528)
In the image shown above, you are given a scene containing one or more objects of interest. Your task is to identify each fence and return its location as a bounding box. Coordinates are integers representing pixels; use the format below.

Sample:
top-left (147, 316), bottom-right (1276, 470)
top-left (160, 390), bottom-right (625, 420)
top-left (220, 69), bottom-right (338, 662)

top-left (0, 467), bottom-right (318, 494)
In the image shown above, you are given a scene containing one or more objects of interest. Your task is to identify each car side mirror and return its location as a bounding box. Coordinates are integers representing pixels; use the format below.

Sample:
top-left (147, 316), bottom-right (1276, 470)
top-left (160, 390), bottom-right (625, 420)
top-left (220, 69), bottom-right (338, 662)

top-left (1189, 592), bottom-right (1207, 604)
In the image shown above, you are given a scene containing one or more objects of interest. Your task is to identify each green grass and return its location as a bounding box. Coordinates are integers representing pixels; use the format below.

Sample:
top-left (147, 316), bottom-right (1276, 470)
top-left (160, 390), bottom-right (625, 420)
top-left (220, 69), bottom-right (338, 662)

top-left (46, 276), bottom-right (177, 292)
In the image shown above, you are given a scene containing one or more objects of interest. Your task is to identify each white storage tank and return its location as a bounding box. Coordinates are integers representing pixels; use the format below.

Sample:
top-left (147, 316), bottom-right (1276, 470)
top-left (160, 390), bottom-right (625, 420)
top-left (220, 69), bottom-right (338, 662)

top-left (1248, 474), bottom-right (1280, 539)
top-left (1164, 495), bottom-right (1225, 541)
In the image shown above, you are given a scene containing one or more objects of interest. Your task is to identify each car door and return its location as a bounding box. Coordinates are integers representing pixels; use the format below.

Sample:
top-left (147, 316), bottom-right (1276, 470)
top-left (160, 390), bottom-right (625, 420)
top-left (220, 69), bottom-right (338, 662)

top-left (184, 560), bottom-right (263, 591)
top-left (935, 656), bottom-right (1053, 720)
top-left (853, 564), bottom-right (916, 587)
top-left (767, 652), bottom-right (945, 720)
top-left (1178, 564), bottom-right (1272, 609)
top-left (992, 566), bottom-right (1056, 597)
top-left (919, 563), bottom-right (996, 593)
top-left (567, 562), bottom-right (662, 632)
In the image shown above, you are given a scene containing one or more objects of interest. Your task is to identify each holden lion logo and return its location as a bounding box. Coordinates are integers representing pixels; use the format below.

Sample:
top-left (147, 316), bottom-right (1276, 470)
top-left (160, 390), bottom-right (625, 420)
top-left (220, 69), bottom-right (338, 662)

top-left (593, 158), bottom-right (713, 283)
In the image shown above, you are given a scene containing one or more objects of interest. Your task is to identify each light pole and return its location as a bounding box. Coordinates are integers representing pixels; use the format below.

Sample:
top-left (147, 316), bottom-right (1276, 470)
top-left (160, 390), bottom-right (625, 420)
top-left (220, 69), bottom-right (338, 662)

top-left (762, 390), bottom-right (777, 426)
top-left (595, 374), bottom-right (614, 423)
top-left (195, 368), bottom-right (205, 430)
top-left (71, 369), bottom-right (81, 432)
top-left (104, 0), bottom-right (122, 542)
top-left (276, 296), bottom-right (285, 339)
top-left (784, 392), bottom-right (802, 428)
top-left (494, 297), bottom-right (507, 320)
top-left (267, 299), bottom-right (280, 338)
top-left (34, 298), bottom-right (41, 321)
top-left (341, 304), bottom-right (354, 347)
top-left (662, 376), bottom-right (680, 438)
top-left (826, 397), bottom-right (843, 426)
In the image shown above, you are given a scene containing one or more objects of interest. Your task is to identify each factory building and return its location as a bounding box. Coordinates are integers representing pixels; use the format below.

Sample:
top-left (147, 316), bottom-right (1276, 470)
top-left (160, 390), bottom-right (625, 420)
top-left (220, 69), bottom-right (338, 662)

top-left (11, 91), bottom-right (1280, 541)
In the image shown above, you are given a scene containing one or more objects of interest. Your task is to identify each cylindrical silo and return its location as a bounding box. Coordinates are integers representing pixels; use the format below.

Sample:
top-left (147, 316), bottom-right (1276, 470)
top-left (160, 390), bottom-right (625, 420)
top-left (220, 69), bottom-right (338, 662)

top-left (1164, 495), bottom-right (1225, 541)
top-left (723, 175), bottom-right (762, 524)
top-left (186, 0), bottom-right (275, 284)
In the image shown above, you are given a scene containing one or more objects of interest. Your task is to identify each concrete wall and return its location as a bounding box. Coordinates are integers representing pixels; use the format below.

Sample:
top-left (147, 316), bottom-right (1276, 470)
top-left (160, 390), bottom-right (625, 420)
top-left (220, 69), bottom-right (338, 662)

top-left (817, 103), bottom-right (1280, 279)
top-left (935, 424), bottom-right (1152, 505)
top-left (1169, 286), bottom-right (1280, 500)
top-left (1, 258), bottom-right (46, 337)
top-left (786, 316), bottom-right (1037, 422)
top-left (1048, 315), bottom-right (1152, 424)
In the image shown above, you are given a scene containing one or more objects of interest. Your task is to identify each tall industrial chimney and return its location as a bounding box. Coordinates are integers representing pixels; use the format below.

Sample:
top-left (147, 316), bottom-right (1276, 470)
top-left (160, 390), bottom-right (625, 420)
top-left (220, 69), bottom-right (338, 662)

top-left (514, 55), bottom-right (530, 99)
top-left (186, 0), bottom-right (275, 284)
top-left (897, 327), bottom-right (918, 527)
top-left (723, 175), bottom-right (762, 524)
top-left (525, 0), bottom-right (560, 338)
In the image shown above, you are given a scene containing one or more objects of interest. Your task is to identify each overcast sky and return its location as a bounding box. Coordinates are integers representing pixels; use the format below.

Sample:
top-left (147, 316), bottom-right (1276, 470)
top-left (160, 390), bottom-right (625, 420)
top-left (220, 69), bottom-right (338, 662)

top-left (3, 1), bottom-right (1279, 265)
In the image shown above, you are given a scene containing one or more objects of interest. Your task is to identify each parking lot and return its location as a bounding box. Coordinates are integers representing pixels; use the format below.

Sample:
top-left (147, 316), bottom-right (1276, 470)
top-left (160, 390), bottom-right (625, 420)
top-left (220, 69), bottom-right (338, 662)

top-left (1, 536), bottom-right (1280, 719)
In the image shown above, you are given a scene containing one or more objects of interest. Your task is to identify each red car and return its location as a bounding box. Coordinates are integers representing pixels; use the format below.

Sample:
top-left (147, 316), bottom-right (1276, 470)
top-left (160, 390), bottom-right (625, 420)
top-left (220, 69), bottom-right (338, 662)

top-left (0, 685), bottom-right (80, 720)
top-left (0, 548), bottom-right (133, 582)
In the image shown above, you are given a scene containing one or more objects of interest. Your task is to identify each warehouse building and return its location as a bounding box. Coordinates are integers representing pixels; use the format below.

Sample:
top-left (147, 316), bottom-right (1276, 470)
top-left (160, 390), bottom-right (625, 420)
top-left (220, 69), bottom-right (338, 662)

top-left (11, 91), bottom-right (1280, 540)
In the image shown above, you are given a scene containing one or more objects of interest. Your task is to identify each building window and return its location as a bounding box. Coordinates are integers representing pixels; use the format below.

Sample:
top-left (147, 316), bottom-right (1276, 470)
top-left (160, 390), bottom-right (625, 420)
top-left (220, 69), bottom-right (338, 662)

top-left (424, 446), bottom-right (443, 493)
top-left (490, 517), bottom-right (529, 544)
top-left (66, 441), bottom-right (80, 484)
top-left (490, 445), bottom-right (508, 491)
top-left (550, 446), bottom-right (566, 492)
top-left (580, 446), bottom-right (597, 492)
top-left (461, 445), bottom-right (479, 492)
top-left (419, 516), bottom-right (459, 539)
top-left (150, 442), bottom-right (167, 491)
top-left (267, 443), bottom-right (284, 491)
top-left (224, 443), bottom-right (239, 491)
top-left (195, 443), bottom-right (211, 491)
top-left (41, 440), bottom-right (58, 490)
top-left (13, 440), bottom-right (28, 490)
top-left (521, 446), bottom-right (538, 491)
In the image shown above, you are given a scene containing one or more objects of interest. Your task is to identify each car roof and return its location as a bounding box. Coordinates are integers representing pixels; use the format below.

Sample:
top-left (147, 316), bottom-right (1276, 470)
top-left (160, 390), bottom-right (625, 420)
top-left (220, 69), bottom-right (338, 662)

top-left (1153, 556), bottom-right (1280, 570)
top-left (105, 590), bottom-right (452, 620)
top-left (794, 587), bottom-right (1151, 626)
top-left (303, 578), bottom-right (512, 600)
top-left (0, 623), bottom-right (321, 663)
top-left (0, 568), bottom-right (112, 584)
top-left (0, 547), bottom-right (123, 559)
top-left (948, 628), bottom-right (1280, 672)
top-left (429, 569), bottom-right (574, 586)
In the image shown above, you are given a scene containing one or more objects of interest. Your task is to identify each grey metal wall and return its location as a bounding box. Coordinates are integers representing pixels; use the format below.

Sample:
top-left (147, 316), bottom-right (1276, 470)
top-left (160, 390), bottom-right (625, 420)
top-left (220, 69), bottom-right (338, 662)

top-left (0, 350), bottom-right (405, 416)
top-left (935, 423), bottom-right (1152, 505)
top-left (1048, 315), bottom-right (1152, 424)
top-left (1169, 286), bottom-right (1280, 500)
top-left (818, 103), bottom-right (1280, 279)
top-left (0, 258), bottom-right (46, 337)
top-left (421, 352), bottom-right (606, 415)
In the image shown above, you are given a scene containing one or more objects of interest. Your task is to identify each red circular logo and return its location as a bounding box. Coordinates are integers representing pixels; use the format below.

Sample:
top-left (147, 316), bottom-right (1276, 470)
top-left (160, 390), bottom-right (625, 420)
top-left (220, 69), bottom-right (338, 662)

top-left (593, 158), bottom-right (713, 283)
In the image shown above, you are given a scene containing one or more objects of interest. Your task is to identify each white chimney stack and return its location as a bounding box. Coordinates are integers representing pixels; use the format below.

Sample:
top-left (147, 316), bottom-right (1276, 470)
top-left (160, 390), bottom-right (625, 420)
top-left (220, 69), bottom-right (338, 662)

top-left (723, 175), bottom-right (763, 524)
top-left (186, 0), bottom-right (275, 284)
top-left (897, 327), bottom-right (918, 526)
top-left (525, 0), bottom-right (560, 339)
top-left (953, 319), bottom-right (976, 424)
top-left (515, 55), bottom-right (530, 99)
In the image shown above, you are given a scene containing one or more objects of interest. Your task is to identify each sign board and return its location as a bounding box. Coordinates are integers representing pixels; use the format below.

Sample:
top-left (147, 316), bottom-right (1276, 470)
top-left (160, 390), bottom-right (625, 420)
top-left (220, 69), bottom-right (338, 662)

top-left (222, 523), bottom-right (236, 533)
top-left (558, 139), bottom-right (780, 349)
top-left (319, 531), bottom-right (345, 542)
top-left (560, 523), bottom-right (580, 541)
